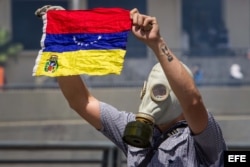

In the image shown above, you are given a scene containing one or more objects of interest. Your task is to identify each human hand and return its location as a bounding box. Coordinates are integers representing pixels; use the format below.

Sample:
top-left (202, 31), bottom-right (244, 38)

top-left (130, 8), bottom-right (161, 48)
top-left (35, 5), bottom-right (65, 18)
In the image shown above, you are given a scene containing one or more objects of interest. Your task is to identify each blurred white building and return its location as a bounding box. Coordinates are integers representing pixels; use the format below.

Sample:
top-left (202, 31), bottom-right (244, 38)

top-left (0, 0), bottom-right (250, 85)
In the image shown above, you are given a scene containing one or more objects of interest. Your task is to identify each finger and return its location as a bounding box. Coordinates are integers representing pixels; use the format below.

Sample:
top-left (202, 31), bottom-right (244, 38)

top-left (142, 16), bottom-right (157, 26)
top-left (144, 23), bottom-right (153, 31)
top-left (132, 13), bottom-right (148, 26)
top-left (35, 5), bottom-right (51, 17)
top-left (130, 8), bottom-right (139, 19)
top-left (35, 5), bottom-right (65, 18)
top-left (143, 16), bottom-right (157, 31)
top-left (131, 13), bottom-right (139, 25)
top-left (137, 14), bottom-right (144, 26)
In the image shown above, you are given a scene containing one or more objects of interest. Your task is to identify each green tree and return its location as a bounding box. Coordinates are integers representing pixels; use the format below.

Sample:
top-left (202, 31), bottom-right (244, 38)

top-left (0, 28), bottom-right (23, 67)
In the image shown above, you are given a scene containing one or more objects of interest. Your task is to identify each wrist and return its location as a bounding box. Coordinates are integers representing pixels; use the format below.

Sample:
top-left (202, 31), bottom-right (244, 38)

top-left (149, 37), bottom-right (164, 50)
top-left (150, 37), bottom-right (167, 53)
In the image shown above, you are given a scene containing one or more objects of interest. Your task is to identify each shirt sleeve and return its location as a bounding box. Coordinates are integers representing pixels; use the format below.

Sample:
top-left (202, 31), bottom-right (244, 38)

top-left (99, 102), bottom-right (135, 153)
top-left (193, 112), bottom-right (227, 165)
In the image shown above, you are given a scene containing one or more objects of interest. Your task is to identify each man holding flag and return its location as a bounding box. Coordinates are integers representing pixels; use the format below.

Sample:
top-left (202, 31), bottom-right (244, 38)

top-left (35, 5), bottom-right (226, 167)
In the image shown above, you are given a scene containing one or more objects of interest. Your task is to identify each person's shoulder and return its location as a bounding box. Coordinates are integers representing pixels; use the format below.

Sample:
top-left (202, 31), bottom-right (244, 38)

top-left (100, 102), bottom-right (136, 121)
top-left (207, 111), bottom-right (219, 124)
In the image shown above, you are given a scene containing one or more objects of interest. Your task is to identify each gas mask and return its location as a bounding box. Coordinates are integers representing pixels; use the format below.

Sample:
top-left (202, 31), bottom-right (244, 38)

top-left (123, 62), bottom-right (193, 148)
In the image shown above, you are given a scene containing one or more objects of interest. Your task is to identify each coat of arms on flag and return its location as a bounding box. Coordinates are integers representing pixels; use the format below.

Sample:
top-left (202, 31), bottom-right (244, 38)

top-left (33, 8), bottom-right (132, 77)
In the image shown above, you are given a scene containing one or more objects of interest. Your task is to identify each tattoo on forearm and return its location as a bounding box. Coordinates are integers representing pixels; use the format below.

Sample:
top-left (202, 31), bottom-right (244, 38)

top-left (161, 45), bottom-right (173, 62)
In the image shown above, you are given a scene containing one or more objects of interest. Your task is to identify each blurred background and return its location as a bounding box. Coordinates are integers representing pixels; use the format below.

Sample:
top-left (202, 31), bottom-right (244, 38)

top-left (0, 0), bottom-right (250, 166)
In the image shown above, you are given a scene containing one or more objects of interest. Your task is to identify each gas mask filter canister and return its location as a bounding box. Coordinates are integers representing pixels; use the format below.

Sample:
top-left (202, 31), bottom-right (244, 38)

top-left (123, 63), bottom-right (192, 148)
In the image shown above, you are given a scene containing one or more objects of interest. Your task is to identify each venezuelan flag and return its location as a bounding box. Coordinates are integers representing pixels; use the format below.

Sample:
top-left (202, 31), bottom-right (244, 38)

top-left (33, 8), bottom-right (132, 77)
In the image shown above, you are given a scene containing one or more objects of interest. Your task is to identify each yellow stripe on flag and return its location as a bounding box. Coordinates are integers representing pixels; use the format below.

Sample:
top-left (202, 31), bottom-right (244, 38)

top-left (33, 49), bottom-right (126, 77)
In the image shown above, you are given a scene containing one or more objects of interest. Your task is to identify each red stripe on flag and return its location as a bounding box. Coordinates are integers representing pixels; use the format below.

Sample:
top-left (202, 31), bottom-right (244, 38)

top-left (46, 8), bottom-right (132, 34)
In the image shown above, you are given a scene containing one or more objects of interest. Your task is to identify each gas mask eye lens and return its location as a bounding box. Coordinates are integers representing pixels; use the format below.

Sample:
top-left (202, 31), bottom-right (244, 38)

top-left (151, 84), bottom-right (169, 102)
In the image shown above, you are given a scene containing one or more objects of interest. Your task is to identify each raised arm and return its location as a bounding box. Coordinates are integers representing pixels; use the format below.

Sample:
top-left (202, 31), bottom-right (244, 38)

top-left (130, 9), bottom-right (208, 134)
top-left (57, 76), bottom-right (102, 130)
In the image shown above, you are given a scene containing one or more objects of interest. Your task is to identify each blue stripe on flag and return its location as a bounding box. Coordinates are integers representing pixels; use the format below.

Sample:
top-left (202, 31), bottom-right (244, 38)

top-left (43, 31), bottom-right (129, 52)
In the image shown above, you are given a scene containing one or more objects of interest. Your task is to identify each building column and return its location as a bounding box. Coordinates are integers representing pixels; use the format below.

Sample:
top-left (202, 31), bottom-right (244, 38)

top-left (147, 0), bottom-right (181, 49)
top-left (0, 0), bottom-right (11, 32)
top-left (70, 0), bottom-right (88, 9)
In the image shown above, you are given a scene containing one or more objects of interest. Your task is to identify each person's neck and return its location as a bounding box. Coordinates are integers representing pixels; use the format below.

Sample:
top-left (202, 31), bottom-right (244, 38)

top-left (157, 114), bottom-right (185, 132)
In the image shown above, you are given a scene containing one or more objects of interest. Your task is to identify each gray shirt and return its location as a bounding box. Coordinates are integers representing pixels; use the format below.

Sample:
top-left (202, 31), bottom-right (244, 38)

top-left (99, 102), bottom-right (227, 167)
